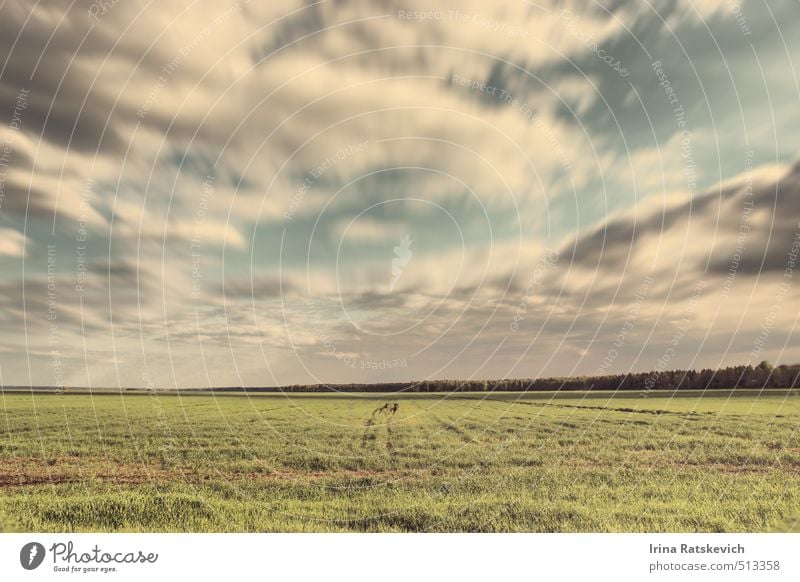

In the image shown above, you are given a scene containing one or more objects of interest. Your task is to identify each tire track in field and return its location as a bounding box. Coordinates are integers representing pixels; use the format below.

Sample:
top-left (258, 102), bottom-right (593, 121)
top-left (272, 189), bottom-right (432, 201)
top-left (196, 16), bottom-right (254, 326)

top-left (385, 421), bottom-right (394, 456)
top-left (360, 403), bottom-right (400, 454)
top-left (360, 412), bottom-right (378, 450)
top-left (386, 402), bottom-right (400, 462)
top-left (431, 412), bottom-right (479, 445)
top-left (460, 396), bottom-right (704, 418)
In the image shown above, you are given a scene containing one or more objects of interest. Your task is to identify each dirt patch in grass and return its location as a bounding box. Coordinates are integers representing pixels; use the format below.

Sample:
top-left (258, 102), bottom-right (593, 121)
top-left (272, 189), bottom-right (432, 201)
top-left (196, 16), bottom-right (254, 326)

top-left (3, 453), bottom-right (797, 489)
top-left (0, 456), bottom-right (420, 487)
top-left (0, 456), bottom-right (178, 486)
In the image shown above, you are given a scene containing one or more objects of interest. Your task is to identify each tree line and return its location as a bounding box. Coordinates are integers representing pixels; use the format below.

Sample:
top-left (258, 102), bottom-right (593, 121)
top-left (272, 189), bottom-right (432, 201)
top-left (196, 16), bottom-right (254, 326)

top-left (209, 361), bottom-right (800, 393)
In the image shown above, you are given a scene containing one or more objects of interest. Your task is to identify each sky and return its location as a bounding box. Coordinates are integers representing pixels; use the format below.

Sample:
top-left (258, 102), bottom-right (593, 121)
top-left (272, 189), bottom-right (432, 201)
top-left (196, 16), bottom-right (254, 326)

top-left (0, 0), bottom-right (799, 388)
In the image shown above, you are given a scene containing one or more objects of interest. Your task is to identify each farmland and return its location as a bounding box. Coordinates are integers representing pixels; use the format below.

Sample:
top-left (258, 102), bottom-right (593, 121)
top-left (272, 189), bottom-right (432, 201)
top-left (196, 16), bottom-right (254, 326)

top-left (0, 390), bottom-right (799, 532)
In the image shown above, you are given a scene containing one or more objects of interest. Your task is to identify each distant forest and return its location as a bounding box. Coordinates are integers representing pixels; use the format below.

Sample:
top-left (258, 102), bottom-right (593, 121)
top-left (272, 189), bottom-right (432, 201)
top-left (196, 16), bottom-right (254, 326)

top-left (211, 361), bottom-right (800, 393)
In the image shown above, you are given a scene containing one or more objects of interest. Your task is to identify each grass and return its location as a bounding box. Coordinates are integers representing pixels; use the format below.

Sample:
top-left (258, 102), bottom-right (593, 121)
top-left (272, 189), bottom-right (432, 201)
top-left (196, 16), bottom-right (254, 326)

top-left (0, 390), bottom-right (799, 532)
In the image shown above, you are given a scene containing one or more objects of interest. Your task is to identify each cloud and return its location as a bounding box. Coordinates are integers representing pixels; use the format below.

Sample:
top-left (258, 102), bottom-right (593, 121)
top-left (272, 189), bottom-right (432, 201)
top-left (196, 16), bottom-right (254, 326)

top-left (564, 159), bottom-right (795, 277)
top-left (0, 229), bottom-right (28, 256)
top-left (0, 0), bottom-right (799, 386)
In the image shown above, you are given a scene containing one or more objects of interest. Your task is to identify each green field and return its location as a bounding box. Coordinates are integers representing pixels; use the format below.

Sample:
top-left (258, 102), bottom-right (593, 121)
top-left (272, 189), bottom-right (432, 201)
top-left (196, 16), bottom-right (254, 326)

top-left (1, 390), bottom-right (799, 532)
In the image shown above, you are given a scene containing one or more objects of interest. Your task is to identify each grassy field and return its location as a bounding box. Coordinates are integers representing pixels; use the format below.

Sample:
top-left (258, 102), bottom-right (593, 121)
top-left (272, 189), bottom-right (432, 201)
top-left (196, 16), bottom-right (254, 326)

top-left (1, 389), bottom-right (799, 532)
